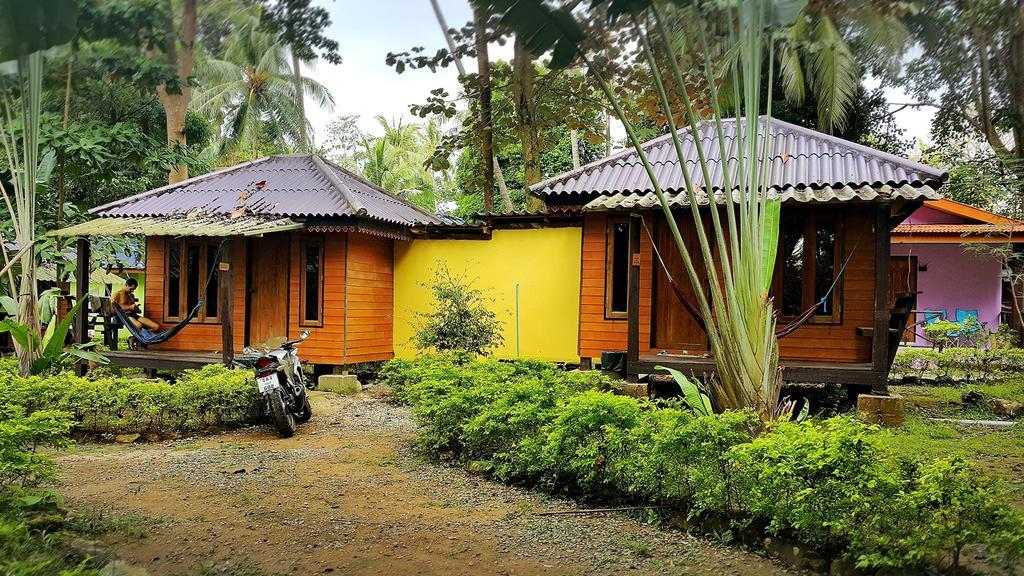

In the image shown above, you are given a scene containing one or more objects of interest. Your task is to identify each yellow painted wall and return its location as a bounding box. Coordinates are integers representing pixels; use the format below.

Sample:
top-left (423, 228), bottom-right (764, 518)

top-left (393, 227), bottom-right (582, 362)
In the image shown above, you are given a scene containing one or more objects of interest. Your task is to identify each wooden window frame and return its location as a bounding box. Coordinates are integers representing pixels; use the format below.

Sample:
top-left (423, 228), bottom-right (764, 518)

top-left (773, 212), bottom-right (844, 325)
top-left (163, 237), bottom-right (221, 324)
top-left (299, 235), bottom-right (325, 327)
top-left (604, 216), bottom-right (630, 320)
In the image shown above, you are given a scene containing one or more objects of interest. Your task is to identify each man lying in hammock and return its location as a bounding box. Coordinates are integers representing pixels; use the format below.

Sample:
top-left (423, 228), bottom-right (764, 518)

top-left (112, 278), bottom-right (159, 331)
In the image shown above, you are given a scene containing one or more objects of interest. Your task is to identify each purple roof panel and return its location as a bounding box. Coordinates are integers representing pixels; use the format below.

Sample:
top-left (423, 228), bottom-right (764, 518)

top-left (532, 117), bottom-right (947, 197)
top-left (91, 154), bottom-right (442, 226)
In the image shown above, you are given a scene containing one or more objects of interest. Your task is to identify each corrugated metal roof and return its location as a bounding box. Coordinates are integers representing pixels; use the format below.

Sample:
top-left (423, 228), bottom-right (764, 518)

top-left (90, 154), bottom-right (443, 226)
top-left (586, 183), bottom-right (941, 210)
top-left (533, 117), bottom-right (947, 198)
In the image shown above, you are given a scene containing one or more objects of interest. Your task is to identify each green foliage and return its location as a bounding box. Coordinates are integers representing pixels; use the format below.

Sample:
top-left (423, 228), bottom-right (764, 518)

top-left (383, 353), bottom-right (1024, 570)
top-left (0, 405), bottom-right (73, 492)
top-left (856, 457), bottom-right (1024, 569)
top-left (730, 417), bottom-right (900, 553)
top-left (0, 363), bottom-right (262, 436)
top-left (411, 265), bottom-right (505, 356)
top-left (891, 346), bottom-right (1024, 384)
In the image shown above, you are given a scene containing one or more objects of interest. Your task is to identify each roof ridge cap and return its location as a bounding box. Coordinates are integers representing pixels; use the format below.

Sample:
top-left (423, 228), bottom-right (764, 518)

top-left (318, 157), bottom-right (442, 224)
top-left (311, 155), bottom-right (367, 216)
top-left (89, 156), bottom-right (276, 215)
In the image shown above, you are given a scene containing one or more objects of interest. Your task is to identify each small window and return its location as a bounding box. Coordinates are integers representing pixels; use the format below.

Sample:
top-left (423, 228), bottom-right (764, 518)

top-left (166, 241), bottom-right (181, 320)
top-left (163, 238), bottom-right (221, 323)
top-left (300, 237), bottom-right (324, 326)
top-left (775, 214), bottom-right (842, 323)
top-left (205, 244), bottom-right (220, 318)
top-left (605, 218), bottom-right (630, 318)
top-left (185, 243), bottom-right (201, 312)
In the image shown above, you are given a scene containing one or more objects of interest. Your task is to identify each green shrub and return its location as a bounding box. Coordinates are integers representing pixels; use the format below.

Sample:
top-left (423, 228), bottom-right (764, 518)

top-left (891, 346), bottom-right (1024, 383)
top-left (531, 390), bottom-right (645, 494)
top-left (411, 265), bottom-right (504, 355)
top-left (382, 354), bottom-right (1024, 571)
top-left (854, 457), bottom-right (1024, 569)
top-left (729, 417), bottom-right (901, 553)
top-left (0, 405), bottom-right (74, 492)
top-left (0, 366), bottom-right (261, 437)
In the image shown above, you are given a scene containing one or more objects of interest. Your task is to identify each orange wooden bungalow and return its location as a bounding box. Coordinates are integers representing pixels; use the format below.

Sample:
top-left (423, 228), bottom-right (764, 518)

top-left (532, 118), bottom-right (948, 392)
top-left (56, 154), bottom-right (442, 372)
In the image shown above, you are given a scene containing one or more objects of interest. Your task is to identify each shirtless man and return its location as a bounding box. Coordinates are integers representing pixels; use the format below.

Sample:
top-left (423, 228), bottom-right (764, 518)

top-left (112, 278), bottom-right (159, 331)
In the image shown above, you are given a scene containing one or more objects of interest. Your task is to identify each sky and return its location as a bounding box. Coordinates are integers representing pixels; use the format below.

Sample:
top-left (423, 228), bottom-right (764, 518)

top-left (305, 0), bottom-right (935, 151)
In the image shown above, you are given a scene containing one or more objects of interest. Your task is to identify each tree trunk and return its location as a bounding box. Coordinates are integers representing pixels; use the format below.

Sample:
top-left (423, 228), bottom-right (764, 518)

top-left (156, 0), bottom-right (197, 184)
top-left (473, 7), bottom-right (494, 213)
top-left (513, 36), bottom-right (544, 211)
top-left (431, 0), bottom-right (511, 212)
top-left (55, 47), bottom-right (74, 324)
top-left (570, 128), bottom-right (580, 169)
top-left (292, 49), bottom-right (308, 151)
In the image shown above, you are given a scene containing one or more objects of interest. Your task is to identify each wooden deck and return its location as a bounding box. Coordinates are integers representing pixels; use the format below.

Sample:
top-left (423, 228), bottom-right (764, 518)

top-left (634, 354), bottom-right (878, 387)
top-left (104, 350), bottom-right (225, 371)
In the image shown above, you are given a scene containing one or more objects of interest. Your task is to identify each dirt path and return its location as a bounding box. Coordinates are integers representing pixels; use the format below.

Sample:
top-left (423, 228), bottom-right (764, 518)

top-left (57, 392), bottom-right (792, 576)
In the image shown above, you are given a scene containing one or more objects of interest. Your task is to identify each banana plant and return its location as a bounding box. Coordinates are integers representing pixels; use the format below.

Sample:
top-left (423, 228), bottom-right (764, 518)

top-left (0, 296), bottom-right (107, 375)
top-left (480, 0), bottom-right (805, 422)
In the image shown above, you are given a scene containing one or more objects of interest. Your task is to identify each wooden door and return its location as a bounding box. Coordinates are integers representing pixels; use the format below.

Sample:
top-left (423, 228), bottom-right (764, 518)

top-left (652, 213), bottom-right (709, 352)
top-left (248, 234), bottom-right (291, 346)
top-left (890, 256), bottom-right (918, 342)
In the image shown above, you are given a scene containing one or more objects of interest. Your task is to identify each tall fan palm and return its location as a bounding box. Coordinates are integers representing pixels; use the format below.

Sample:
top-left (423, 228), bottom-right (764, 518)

top-left (193, 11), bottom-right (333, 159)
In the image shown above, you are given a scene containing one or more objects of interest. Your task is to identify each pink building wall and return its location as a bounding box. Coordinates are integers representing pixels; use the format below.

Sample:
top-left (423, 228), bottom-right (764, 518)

top-left (891, 243), bottom-right (1003, 346)
top-left (903, 205), bottom-right (964, 225)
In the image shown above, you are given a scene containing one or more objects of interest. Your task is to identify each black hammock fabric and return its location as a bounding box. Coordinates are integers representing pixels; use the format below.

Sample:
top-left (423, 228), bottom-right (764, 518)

top-left (113, 301), bottom-right (203, 345)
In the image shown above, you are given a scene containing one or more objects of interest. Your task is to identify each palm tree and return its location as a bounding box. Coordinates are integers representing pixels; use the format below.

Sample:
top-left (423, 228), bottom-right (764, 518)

top-left (777, 0), bottom-right (909, 132)
top-left (358, 116), bottom-right (453, 211)
top-left (193, 8), bottom-right (333, 159)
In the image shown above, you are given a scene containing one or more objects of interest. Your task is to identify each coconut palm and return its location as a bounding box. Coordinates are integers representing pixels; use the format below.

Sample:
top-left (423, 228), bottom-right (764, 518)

top-left (777, 0), bottom-right (909, 132)
top-left (357, 116), bottom-right (454, 211)
top-left (193, 7), bottom-right (333, 159)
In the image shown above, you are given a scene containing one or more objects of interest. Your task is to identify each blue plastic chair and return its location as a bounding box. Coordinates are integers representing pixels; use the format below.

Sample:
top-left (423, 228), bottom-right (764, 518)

top-left (923, 310), bottom-right (945, 325)
top-left (955, 309), bottom-right (979, 323)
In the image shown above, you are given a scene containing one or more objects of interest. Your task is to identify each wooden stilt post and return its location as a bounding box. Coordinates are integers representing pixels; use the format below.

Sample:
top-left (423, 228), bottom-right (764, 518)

top-left (74, 237), bottom-right (90, 377)
top-left (219, 238), bottom-right (234, 365)
top-left (872, 204), bottom-right (891, 393)
top-left (626, 213), bottom-right (641, 383)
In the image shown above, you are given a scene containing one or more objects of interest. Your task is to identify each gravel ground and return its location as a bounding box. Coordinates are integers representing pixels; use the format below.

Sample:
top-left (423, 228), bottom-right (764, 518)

top-left (57, 391), bottom-right (795, 576)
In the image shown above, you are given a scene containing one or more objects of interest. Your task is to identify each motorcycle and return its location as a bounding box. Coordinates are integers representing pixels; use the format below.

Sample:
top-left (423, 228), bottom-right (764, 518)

top-left (241, 331), bottom-right (313, 437)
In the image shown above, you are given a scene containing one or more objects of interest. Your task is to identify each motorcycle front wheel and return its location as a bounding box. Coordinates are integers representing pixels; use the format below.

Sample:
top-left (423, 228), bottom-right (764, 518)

top-left (267, 388), bottom-right (297, 438)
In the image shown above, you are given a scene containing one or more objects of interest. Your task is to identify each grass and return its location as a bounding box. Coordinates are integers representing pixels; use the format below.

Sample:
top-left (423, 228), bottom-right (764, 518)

top-left (64, 506), bottom-right (160, 540)
top-left (878, 377), bottom-right (1024, 508)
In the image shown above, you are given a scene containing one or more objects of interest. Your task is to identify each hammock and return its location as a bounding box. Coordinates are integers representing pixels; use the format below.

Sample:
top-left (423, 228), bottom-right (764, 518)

top-left (114, 300), bottom-right (204, 345)
top-left (110, 239), bottom-right (226, 346)
top-left (640, 216), bottom-right (862, 340)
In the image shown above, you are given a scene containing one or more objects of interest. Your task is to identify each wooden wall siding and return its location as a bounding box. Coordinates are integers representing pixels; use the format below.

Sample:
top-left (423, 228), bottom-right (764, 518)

top-left (287, 232), bottom-right (347, 365)
top-left (343, 232), bottom-right (395, 363)
top-left (578, 208), bottom-right (876, 364)
top-left (579, 213), bottom-right (653, 359)
top-left (143, 236), bottom-right (248, 353)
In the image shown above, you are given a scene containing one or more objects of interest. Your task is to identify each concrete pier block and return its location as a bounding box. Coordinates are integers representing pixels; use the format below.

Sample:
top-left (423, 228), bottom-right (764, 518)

top-left (857, 393), bottom-right (904, 427)
top-left (319, 374), bottom-right (361, 394)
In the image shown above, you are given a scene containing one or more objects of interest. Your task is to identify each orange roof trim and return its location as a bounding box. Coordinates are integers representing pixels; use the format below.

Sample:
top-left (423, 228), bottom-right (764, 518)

top-left (924, 198), bottom-right (1024, 226)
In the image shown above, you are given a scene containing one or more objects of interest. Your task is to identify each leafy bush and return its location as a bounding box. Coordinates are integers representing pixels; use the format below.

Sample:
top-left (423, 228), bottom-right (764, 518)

top-left (0, 406), bottom-right (74, 491)
top-left (382, 354), bottom-right (1024, 570)
top-left (855, 457), bottom-right (1024, 569)
top-left (0, 365), bottom-right (262, 437)
top-left (891, 346), bottom-right (1024, 383)
top-left (411, 265), bottom-right (504, 355)
top-left (730, 417), bottom-right (901, 553)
